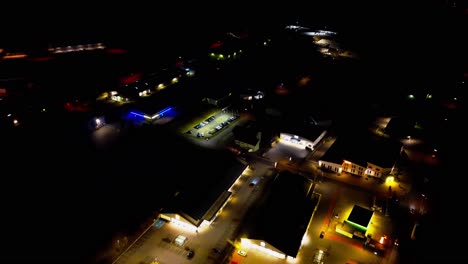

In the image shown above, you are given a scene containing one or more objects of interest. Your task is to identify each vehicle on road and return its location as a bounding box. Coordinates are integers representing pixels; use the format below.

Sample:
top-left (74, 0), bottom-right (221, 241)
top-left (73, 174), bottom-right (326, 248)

top-left (249, 177), bottom-right (260, 187)
top-left (187, 250), bottom-right (195, 259)
top-left (237, 250), bottom-right (247, 257)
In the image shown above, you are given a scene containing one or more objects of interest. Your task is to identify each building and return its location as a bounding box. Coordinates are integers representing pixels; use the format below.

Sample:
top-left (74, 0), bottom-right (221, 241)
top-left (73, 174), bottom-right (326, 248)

top-left (203, 91), bottom-right (232, 107)
top-left (121, 69), bottom-right (201, 125)
top-left (233, 121), bottom-right (261, 152)
top-left (279, 130), bottom-right (326, 151)
top-left (102, 67), bottom-right (189, 104)
top-left (201, 79), bottom-right (234, 107)
top-left (159, 158), bottom-right (248, 232)
top-left (319, 133), bottom-right (402, 179)
top-left (208, 36), bottom-right (245, 64)
top-left (241, 171), bottom-right (319, 260)
top-left (337, 205), bottom-right (374, 238)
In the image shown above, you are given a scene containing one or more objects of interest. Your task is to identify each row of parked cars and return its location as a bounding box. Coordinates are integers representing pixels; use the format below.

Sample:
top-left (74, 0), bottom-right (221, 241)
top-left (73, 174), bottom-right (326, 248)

top-left (194, 115), bottom-right (216, 129)
top-left (207, 115), bottom-right (239, 136)
top-left (195, 115), bottom-right (239, 138)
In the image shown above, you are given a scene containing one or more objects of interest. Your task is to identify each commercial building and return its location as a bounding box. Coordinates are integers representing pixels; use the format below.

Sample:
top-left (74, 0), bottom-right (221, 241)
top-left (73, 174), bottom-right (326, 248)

top-left (208, 38), bottom-right (244, 63)
top-left (241, 171), bottom-right (319, 260)
top-left (102, 66), bottom-right (193, 104)
top-left (319, 133), bottom-right (402, 179)
top-left (336, 205), bottom-right (374, 239)
top-left (159, 158), bottom-right (248, 232)
top-left (233, 121), bottom-right (261, 152)
top-left (279, 130), bottom-right (326, 151)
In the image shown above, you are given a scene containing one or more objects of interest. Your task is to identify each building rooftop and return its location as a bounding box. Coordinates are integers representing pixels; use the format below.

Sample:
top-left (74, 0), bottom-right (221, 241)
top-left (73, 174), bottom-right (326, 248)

top-left (247, 171), bottom-right (317, 257)
top-left (346, 205), bottom-right (374, 231)
top-left (173, 155), bottom-right (247, 225)
top-left (320, 132), bottom-right (401, 168)
top-left (233, 121), bottom-right (259, 146)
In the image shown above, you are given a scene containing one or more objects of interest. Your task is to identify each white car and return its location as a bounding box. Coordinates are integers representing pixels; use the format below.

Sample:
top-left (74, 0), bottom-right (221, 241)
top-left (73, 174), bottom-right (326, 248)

top-left (237, 250), bottom-right (247, 257)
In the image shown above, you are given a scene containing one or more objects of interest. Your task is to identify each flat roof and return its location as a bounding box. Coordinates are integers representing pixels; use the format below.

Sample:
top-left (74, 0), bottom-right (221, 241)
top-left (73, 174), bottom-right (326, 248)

top-left (346, 205), bottom-right (374, 230)
top-left (175, 156), bottom-right (247, 225)
top-left (233, 121), bottom-right (259, 146)
top-left (125, 77), bottom-right (198, 116)
top-left (247, 171), bottom-right (317, 257)
top-left (281, 126), bottom-right (324, 143)
top-left (320, 132), bottom-right (401, 168)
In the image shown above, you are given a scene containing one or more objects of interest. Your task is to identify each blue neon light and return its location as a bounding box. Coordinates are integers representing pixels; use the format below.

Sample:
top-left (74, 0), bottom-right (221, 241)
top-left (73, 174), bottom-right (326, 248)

top-left (158, 107), bottom-right (173, 115)
top-left (128, 107), bottom-right (174, 121)
top-left (129, 111), bottom-right (146, 118)
top-left (126, 112), bottom-right (146, 122)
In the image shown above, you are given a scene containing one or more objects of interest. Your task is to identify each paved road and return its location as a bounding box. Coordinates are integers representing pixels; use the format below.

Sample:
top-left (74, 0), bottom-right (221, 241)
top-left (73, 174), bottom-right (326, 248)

top-left (114, 135), bottom-right (401, 264)
top-left (114, 163), bottom-right (274, 264)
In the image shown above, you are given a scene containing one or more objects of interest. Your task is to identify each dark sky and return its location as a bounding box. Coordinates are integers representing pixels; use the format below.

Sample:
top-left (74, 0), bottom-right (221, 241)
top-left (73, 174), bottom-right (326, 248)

top-left (2, 1), bottom-right (464, 70)
top-left (1, 1), bottom-right (452, 44)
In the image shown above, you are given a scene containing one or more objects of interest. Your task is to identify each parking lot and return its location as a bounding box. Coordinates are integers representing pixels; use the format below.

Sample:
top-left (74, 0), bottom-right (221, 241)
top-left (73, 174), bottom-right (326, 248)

top-left (184, 111), bottom-right (239, 140)
top-left (114, 222), bottom-right (205, 264)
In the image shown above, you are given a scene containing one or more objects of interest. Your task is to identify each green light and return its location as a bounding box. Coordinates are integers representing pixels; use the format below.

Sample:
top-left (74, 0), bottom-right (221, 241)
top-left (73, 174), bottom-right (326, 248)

top-left (210, 53), bottom-right (215, 57)
top-left (345, 220), bottom-right (368, 232)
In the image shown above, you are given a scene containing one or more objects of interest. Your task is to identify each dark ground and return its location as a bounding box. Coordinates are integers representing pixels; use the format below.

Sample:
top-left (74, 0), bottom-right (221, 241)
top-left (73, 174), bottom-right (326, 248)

top-left (1, 1), bottom-right (465, 262)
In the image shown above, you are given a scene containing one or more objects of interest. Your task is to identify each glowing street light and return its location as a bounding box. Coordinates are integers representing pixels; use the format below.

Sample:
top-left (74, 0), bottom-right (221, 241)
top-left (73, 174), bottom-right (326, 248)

top-left (386, 176), bottom-right (394, 184)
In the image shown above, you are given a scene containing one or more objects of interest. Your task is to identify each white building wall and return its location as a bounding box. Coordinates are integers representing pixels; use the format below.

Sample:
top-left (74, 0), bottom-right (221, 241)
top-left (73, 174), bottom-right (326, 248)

top-left (318, 160), bottom-right (342, 173)
top-left (342, 161), bottom-right (366, 176)
top-left (280, 133), bottom-right (314, 149)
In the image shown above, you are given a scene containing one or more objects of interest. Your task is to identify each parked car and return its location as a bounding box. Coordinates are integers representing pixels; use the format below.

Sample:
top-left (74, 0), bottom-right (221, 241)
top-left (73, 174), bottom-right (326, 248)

top-left (320, 231), bottom-right (325, 238)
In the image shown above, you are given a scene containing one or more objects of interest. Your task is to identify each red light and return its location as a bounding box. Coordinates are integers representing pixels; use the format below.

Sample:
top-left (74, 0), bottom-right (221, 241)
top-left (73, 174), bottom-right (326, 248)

top-left (64, 101), bottom-right (90, 112)
top-left (106, 48), bottom-right (127, 54)
top-left (119, 72), bottom-right (143, 85)
top-left (31, 56), bottom-right (54, 62)
top-left (210, 41), bottom-right (224, 49)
